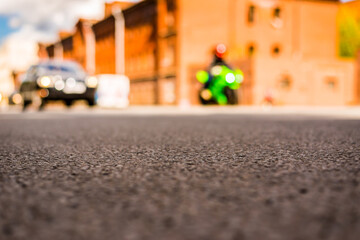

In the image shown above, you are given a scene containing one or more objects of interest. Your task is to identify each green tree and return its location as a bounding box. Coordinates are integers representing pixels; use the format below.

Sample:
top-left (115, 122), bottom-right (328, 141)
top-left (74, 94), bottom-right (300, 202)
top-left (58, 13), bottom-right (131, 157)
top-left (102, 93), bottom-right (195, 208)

top-left (338, 7), bottom-right (360, 58)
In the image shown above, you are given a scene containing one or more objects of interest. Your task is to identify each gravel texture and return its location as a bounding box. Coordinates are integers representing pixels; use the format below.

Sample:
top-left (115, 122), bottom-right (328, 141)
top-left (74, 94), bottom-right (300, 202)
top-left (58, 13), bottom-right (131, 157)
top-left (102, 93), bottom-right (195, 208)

top-left (0, 113), bottom-right (360, 240)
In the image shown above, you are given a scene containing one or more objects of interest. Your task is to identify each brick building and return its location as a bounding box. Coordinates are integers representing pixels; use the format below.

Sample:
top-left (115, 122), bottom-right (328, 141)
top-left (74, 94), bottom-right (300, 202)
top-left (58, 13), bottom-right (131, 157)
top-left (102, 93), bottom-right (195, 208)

top-left (44, 19), bottom-right (96, 73)
top-left (92, 0), bottom-right (176, 105)
top-left (176, 0), bottom-right (358, 106)
top-left (41, 0), bottom-right (360, 106)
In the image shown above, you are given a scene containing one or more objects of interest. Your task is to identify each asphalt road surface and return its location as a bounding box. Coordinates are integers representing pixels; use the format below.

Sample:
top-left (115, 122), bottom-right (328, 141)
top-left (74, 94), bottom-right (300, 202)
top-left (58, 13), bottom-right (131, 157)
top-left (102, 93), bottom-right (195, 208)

top-left (1, 111), bottom-right (360, 240)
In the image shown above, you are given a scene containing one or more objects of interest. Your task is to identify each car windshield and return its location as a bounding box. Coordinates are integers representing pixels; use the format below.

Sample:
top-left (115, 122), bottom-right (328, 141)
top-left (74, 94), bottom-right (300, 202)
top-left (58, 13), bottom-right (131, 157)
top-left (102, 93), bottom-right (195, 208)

top-left (38, 62), bottom-right (85, 75)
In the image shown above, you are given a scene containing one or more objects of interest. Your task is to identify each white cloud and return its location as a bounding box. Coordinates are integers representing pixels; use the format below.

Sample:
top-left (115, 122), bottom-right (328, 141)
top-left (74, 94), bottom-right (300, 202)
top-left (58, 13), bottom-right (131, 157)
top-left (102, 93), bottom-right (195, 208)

top-left (0, 0), bottom-right (106, 43)
top-left (0, 0), bottom-right (142, 43)
top-left (8, 17), bottom-right (21, 29)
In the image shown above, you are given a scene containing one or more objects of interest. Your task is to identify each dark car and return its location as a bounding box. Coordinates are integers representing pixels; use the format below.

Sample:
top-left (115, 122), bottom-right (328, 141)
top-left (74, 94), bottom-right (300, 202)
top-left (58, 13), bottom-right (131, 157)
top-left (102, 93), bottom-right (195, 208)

top-left (20, 60), bottom-right (98, 110)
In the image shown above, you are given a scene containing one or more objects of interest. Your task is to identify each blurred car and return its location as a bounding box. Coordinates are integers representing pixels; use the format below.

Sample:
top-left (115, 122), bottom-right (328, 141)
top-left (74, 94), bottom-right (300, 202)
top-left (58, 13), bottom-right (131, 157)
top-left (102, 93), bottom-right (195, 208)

top-left (20, 60), bottom-right (98, 110)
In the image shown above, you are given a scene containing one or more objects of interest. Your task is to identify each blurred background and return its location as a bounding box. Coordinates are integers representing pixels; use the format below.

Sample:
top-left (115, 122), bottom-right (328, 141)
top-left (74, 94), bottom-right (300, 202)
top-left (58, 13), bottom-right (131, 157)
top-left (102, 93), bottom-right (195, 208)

top-left (0, 0), bottom-right (360, 109)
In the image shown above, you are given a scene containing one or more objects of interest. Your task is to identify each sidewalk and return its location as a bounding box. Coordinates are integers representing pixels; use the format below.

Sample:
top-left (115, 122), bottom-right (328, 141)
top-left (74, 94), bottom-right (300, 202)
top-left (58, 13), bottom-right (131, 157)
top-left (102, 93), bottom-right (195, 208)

top-left (110, 105), bottom-right (360, 119)
top-left (2, 104), bottom-right (360, 119)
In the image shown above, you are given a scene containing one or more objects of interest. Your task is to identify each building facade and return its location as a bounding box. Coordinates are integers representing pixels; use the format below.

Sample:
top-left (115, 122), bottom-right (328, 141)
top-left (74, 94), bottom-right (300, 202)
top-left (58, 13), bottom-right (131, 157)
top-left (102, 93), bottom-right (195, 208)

top-left (92, 0), bottom-right (177, 105)
top-left (177, 0), bottom-right (358, 106)
top-left (44, 19), bottom-right (96, 74)
top-left (41, 0), bottom-right (360, 106)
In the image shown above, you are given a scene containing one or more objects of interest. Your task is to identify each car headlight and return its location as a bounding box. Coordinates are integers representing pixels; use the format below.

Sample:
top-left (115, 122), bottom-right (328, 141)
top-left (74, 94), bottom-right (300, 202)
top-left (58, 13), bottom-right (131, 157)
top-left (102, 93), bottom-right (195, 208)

top-left (12, 93), bottom-right (22, 104)
top-left (37, 76), bottom-right (52, 88)
top-left (54, 80), bottom-right (65, 91)
top-left (225, 73), bottom-right (235, 84)
top-left (86, 76), bottom-right (98, 88)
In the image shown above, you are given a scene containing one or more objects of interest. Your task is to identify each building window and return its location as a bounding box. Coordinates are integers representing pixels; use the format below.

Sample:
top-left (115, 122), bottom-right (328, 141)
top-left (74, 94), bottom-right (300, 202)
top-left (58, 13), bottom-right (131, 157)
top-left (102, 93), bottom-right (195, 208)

top-left (271, 44), bottom-right (281, 57)
top-left (271, 7), bottom-right (283, 29)
top-left (273, 7), bottom-right (281, 19)
top-left (247, 43), bottom-right (256, 57)
top-left (279, 75), bottom-right (292, 89)
top-left (167, 13), bottom-right (175, 29)
top-left (248, 5), bottom-right (256, 24)
top-left (161, 44), bottom-right (175, 67)
top-left (325, 76), bottom-right (338, 90)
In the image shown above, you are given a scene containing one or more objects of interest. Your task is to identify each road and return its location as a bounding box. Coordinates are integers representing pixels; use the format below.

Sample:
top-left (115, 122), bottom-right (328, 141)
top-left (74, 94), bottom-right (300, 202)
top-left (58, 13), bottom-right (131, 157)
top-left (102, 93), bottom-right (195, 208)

top-left (0, 110), bottom-right (360, 240)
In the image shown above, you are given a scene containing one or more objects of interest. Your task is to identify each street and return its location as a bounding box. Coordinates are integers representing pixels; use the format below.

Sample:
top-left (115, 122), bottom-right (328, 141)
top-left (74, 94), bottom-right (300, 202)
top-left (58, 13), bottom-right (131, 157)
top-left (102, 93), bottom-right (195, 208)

top-left (0, 109), bottom-right (360, 240)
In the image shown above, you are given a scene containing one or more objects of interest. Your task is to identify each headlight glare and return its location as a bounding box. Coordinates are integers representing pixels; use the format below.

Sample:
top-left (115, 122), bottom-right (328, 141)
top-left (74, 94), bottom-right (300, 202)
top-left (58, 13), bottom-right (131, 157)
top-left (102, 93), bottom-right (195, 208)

top-left (38, 76), bottom-right (52, 88)
top-left (86, 76), bottom-right (98, 88)
top-left (12, 93), bottom-right (22, 104)
top-left (225, 73), bottom-right (235, 84)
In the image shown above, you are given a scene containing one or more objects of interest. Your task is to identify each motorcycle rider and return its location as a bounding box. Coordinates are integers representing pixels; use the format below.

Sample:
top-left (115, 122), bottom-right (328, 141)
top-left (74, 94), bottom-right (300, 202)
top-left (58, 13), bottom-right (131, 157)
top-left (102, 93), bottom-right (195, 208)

top-left (205, 44), bottom-right (232, 89)
top-left (197, 43), bottom-right (243, 105)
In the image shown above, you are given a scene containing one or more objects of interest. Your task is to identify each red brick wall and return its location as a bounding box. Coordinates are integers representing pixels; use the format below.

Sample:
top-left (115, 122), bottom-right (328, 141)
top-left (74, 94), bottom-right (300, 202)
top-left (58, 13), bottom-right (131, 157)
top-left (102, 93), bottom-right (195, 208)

top-left (93, 16), bottom-right (116, 74)
top-left (72, 22), bottom-right (87, 70)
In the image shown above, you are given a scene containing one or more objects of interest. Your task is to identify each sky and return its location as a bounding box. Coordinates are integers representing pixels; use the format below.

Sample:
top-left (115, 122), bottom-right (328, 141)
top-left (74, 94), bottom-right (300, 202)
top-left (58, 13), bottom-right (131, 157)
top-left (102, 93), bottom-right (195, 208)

top-left (0, 0), bottom-right (140, 46)
top-left (0, 15), bottom-right (19, 45)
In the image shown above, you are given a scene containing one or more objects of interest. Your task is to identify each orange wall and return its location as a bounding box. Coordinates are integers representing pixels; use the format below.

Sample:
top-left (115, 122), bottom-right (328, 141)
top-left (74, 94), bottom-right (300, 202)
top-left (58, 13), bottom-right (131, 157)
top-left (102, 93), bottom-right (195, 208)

top-left (298, 1), bottom-right (338, 60)
top-left (177, 0), bottom-right (232, 104)
top-left (125, 24), bottom-right (156, 79)
top-left (176, 0), bottom-right (356, 105)
top-left (246, 0), bottom-right (349, 105)
top-left (72, 27), bottom-right (87, 70)
top-left (95, 36), bottom-right (116, 74)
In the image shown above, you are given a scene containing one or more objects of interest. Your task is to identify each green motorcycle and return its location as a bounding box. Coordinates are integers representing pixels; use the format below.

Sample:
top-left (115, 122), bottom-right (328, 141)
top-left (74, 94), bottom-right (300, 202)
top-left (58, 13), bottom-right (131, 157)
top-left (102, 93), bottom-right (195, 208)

top-left (196, 65), bottom-right (244, 105)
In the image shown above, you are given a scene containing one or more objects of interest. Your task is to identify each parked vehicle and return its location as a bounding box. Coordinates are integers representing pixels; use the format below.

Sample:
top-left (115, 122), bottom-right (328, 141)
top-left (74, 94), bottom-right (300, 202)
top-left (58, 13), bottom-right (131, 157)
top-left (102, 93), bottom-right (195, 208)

top-left (20, 60), bottom-right (98, 110)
